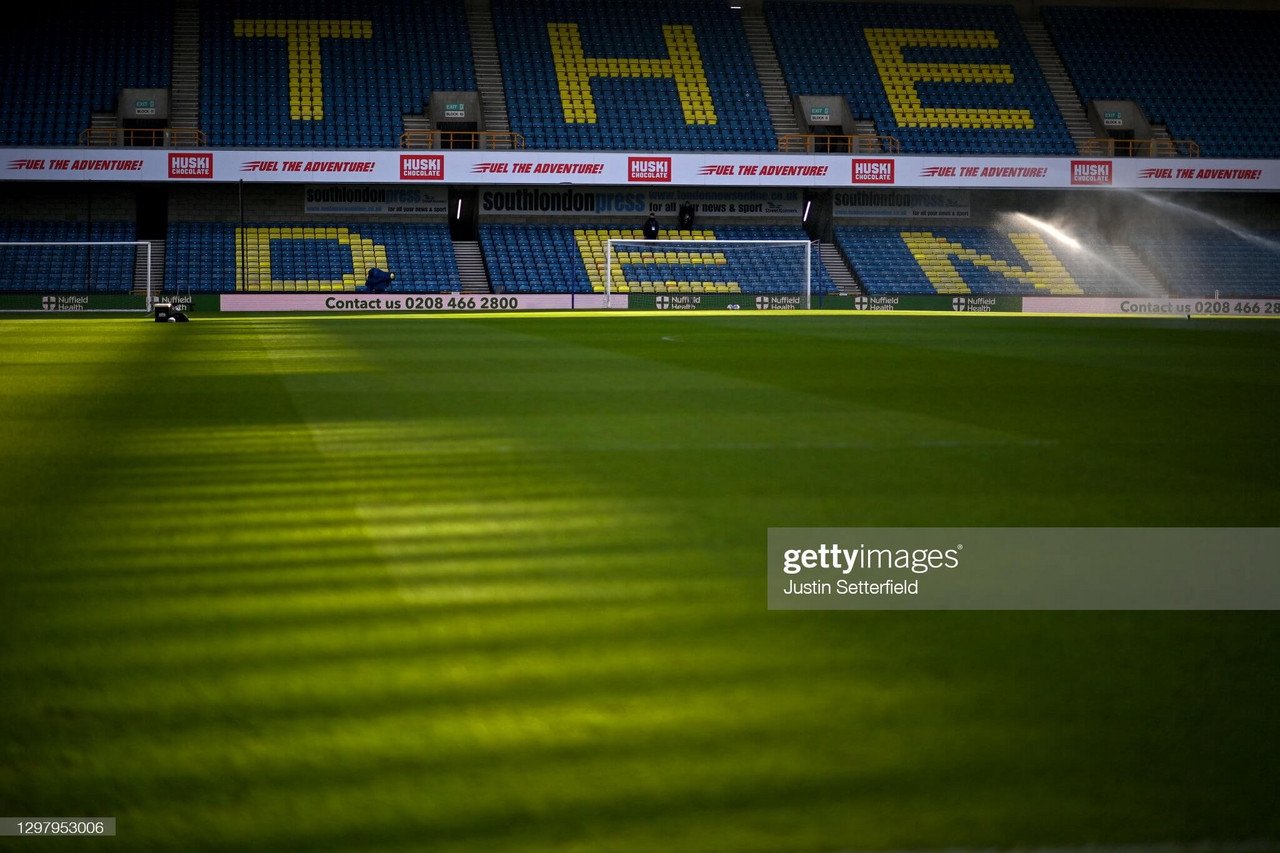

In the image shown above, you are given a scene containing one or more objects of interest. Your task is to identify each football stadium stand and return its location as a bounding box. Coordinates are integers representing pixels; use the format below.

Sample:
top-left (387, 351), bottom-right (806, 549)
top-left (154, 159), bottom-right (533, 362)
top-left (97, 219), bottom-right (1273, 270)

top-left (1043, 7), bottom-right (1280, 159)
top-left (766, 1), bottom-right (1075, 155)
top-left (201, 0), bottom-right (474, 148)
top-left (491, 0), bottom-right (775, 151)
top-left (3, 2), bottom-right (1279, 305)
top-left (835, 225), bottom-right (1142, 296)
top-left (166, 222), bottom-right (458, 292)
top-left (0, 7), bottom-right (171, 146)
top-left (480, 224), bottom-right (834, 294)
top-left (1130, 229), bottom-right (1280, 298)
top-left (0, 221), bottom-right (136, 292)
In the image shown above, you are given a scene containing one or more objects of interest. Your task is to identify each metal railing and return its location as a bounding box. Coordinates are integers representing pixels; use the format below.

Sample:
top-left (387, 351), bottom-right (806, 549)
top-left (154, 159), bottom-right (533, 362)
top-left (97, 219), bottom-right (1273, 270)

top-left (1077, 137), bottom-right (1201, 158)
top-left (399, 130), bottom-right (525, 150)
top-left (79, 127), bottom-right (207, 147)
top-left (778, 133), bottom-right (902, 154)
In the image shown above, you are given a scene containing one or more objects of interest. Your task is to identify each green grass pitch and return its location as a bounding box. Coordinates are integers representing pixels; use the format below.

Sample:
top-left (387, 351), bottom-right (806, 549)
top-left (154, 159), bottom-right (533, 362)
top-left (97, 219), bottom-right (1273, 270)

top-left (1, 313), bottom-right (1278, 852)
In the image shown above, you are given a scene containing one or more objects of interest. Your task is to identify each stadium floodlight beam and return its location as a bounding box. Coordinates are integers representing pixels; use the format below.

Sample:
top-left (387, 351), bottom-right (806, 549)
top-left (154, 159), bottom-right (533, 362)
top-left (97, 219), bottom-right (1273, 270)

top-left (1012, 212), bottom-right (1081, 251)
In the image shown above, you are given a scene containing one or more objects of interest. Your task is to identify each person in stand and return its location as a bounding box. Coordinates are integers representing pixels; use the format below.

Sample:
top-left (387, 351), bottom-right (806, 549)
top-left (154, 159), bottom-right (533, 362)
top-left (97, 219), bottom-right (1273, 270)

top-left (678, 201), bottom-right (696, 231)
top-left (643, 213), bottom-right (660, 240)
top-left (364, 267), bottom-right (395, 293)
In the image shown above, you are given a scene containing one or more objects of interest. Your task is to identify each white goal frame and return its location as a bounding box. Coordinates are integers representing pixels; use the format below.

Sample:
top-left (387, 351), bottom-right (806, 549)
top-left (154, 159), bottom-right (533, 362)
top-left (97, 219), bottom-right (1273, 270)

top-left (604, 238), bottom-right (813, 309)
top-left (0, 240), bottom-right (155, 312)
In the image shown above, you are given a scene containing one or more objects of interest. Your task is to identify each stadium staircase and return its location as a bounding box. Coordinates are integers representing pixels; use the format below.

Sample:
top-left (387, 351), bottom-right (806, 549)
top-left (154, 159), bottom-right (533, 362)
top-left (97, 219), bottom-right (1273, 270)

top-left (819, 242), bottom-right (861, 295)
top-left (170, 0), bottom-right (201, 132)
top-left (1021, 19), bottom-right (1092, 151)
top-left (1108, 243), bottom-right (1168, 296)
top-left (132, 239), bottom-right (166, 297)
top-left (402, 114), bottom-right (432, 138)
top-left (453, 241), bottom-right (491, 293)
top-left (465, 0), bottom-right (514, 146)
top-left (740, 5), bottom-right (799, 139)
top-left (88, 112), bottom-right (120, 145)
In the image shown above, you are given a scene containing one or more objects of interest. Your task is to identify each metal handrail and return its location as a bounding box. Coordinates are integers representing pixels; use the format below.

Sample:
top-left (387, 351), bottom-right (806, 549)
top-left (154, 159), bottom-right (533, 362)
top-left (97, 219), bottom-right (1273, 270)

top-left (79, 127), bottom-right (207, 147)
top-left (1077, 137), bottom-right (1201, 157)
top-left (777, 133), bottom-right (902, 154)
top-left (399, 130), bottom-right (525, 150)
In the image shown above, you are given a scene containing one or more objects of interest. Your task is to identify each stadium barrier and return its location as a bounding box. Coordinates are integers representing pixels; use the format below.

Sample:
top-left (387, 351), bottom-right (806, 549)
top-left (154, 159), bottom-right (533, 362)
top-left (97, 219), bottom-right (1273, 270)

top-left (777, 134), bottom-right (902, 154)
top-left (1077, 138), bottom-right (1201, 158)
top-left (398, 130), bottom-right (525, 150)
top-left (79, 128), bottom-right (208, 148)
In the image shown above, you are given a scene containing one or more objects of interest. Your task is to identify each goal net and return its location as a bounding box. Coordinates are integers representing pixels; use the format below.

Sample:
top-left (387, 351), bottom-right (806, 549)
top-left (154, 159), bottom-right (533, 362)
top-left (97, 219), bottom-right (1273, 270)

top-left (604, 238), bottom-right (813, 309)
top-left (0, 241), bottom-right (155, 312)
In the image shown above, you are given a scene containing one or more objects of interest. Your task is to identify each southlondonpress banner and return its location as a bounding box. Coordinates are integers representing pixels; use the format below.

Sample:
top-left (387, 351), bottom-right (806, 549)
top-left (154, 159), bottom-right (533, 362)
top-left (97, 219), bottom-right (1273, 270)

top-left (834, 188), bottom-right (970, 218)
top-left (477, 186), bottom-right (803, 217)
top-left (303, 185), bottom-right (447, 215)
top-left (478, 186), bottom-right (648, 216)
top-left (3, 149), bottom-right (1278, 190)
top-left (647, 187), bottom-right (803, 218)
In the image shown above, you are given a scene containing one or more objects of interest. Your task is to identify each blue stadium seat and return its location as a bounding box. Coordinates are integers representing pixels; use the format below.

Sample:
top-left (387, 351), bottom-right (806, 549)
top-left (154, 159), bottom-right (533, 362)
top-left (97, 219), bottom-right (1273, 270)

top-left (1043, 7), bottom-right (1280, 158)
top-left (166, 222), bottom-right (459, 293)
top-left (766, 1), bottom-right (1074, 155)
top-left (480, 224), bottom-right (836, 295)
top-left (201, 0), bottom-right (474, 149)
top-left (0, 9), bottom-right (171, 146)
top-left (0, 222), bottom-right (135, 293)
top-left (493, 0), bottom-right (775, 151)
top-left (836, 225), bottom-right (1141, 296)
top-left (1130, 229), bottom-right (1280, 298)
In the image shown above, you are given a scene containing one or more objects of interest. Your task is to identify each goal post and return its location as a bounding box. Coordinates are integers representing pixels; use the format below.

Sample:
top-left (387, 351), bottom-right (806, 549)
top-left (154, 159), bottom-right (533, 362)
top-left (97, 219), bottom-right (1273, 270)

top-left (604, 238), bottom-right (813, 309)
top-left (0, 241), bottom-right (155, 312)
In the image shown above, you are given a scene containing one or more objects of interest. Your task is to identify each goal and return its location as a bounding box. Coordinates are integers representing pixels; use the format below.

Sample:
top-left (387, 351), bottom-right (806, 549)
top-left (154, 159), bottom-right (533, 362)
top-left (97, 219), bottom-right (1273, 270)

top-left (0, 241), bottom-right (156, 312)
top-left (604, 238), bottom-right (813, 308)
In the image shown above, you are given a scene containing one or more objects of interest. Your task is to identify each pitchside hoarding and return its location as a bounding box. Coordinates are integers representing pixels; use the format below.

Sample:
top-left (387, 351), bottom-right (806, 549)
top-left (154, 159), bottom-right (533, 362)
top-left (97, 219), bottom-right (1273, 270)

top-left (0, 294), bottom-right (218, 313)
top-left (7, 293), bottom-right (1279, 316)
top-left (4, 149), bottom-right (1277, 190)
top-left (632, 295), bottom-right (1280, 315)
top-left (219, 293), bottom-right (623, 312)
top-left (1022, 296), bottom-right (1280, 317)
